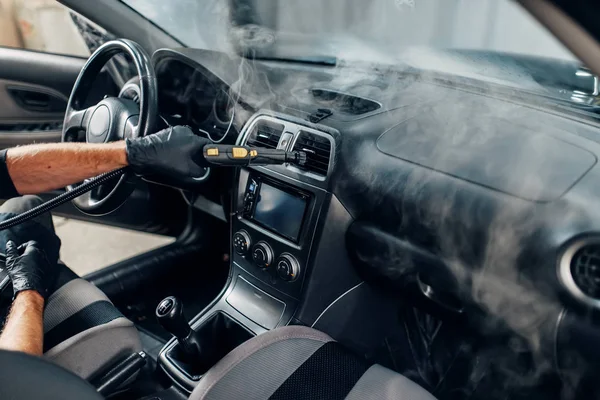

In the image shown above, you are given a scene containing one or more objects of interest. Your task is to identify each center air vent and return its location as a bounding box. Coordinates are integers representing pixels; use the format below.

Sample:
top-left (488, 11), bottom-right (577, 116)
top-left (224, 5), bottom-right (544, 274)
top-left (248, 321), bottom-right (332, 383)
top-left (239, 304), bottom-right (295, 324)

top-left (570, 244), bottom-right (600, 299)
top-left (246, 121), bottom-right (284, 149)
top-left (292, 131), bottom-right (332, 176)
top-left (559, 238), bottom-right (600, 308)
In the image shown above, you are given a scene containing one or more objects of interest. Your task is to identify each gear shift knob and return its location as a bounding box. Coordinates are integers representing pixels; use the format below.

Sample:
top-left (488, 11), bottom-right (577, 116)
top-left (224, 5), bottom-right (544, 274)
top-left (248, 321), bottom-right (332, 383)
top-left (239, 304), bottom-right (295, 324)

top-left (156, 296), bottom-right (192, 340)
top-left (156, 296), bottom-right (204, 360)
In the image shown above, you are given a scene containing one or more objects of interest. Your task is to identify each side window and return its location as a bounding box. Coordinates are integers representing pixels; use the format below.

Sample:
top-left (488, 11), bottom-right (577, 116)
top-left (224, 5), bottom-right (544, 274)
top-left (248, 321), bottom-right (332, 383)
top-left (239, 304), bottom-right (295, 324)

top-left (0, 0), bottom-right (113, 57)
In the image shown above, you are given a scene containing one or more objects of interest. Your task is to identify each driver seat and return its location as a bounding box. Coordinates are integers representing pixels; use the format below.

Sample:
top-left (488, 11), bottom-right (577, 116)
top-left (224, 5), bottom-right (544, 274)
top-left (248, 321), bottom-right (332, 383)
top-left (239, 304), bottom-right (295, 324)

top-left (43, 264), bottom-right (142, 379)
top-left (0, 195), bottom-right (142, 380)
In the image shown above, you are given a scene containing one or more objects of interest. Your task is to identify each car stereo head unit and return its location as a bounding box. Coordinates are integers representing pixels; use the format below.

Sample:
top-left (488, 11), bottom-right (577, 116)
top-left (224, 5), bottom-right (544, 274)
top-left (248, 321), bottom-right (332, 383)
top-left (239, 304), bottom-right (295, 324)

top-left (242, 176), bottom-right (310, 242)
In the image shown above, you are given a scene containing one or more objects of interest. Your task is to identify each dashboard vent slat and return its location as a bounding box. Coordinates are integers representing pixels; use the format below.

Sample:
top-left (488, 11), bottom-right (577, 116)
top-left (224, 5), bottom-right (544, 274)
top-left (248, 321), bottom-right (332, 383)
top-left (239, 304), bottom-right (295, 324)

top-left (293, 131), bottom-right (332, 176)
top-left (246, 121), bottom-right (284, 149)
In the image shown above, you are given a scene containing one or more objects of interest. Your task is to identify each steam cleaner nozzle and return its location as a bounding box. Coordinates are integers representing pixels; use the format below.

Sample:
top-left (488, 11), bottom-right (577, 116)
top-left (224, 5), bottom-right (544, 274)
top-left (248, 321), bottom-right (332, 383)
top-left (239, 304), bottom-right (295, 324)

top-left (203, 144), bottom-right (307, 167)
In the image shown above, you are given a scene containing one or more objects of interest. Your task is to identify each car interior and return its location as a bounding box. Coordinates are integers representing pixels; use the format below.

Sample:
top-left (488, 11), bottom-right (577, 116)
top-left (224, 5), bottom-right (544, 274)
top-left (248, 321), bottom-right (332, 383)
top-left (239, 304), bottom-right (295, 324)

top-left (3, 0), bottom-right (600, 399)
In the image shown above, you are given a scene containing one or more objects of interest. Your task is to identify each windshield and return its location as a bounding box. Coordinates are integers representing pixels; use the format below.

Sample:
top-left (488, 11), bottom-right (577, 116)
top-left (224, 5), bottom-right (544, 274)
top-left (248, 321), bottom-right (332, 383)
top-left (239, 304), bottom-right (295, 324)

top-left (123, 0), bottom-right (573, 59)
top-left (122, 0), bottom-right (598, 110)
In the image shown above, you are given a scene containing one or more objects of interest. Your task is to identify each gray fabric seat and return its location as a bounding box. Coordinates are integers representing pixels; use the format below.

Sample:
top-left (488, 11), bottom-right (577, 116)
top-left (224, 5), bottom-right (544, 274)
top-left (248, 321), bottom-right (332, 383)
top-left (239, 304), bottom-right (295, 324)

top-left (42, 270), bottom-right (142, 379)
top-left (0, 195), bottom-right (142, 379)
top-left (190, 326), bottom-right (435, 400)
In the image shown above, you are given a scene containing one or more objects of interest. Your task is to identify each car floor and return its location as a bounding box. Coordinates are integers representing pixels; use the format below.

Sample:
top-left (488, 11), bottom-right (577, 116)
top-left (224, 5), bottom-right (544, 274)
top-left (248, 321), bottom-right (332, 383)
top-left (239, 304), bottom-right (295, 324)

top-left (118, 263), bottom-right (228, 343)
top-left (105, 240), bottom-right (230, 349)
top-left (52, 216), bottom-right (176, 276)
top-left (362, 304), bottom-right (568, 400)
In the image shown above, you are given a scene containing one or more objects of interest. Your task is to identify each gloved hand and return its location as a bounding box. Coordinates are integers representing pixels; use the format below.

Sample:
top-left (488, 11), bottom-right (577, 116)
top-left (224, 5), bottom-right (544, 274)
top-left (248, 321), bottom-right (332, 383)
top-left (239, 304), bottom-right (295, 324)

top-left (125, 125), bottom-right (211, 179)
top-left (5, 240), bottom-right (57, 300)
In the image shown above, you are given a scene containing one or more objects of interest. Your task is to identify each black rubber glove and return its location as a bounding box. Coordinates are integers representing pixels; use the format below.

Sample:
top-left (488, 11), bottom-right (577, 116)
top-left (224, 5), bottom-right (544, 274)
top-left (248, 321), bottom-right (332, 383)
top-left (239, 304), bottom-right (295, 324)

top-left (5, 240), bottom-right (56, 300)
top-left (125, 125), bottom-right (211, 178)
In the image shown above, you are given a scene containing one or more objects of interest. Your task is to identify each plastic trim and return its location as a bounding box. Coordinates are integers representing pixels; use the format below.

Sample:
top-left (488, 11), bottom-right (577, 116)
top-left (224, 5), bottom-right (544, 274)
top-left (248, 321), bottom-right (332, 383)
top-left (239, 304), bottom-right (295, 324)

top-left (310, 281), bottom-right (364, 328)
top-left (553, 307), bottom-right (567, 374)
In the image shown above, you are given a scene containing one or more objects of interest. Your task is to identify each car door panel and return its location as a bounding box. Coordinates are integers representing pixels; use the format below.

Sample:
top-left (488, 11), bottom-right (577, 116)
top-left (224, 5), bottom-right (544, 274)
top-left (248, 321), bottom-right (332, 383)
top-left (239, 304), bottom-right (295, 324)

top-left (0, 47), bottom-right (117, 133)
top-left (0, 47), bottom-right (82, 148)
top-left (0, 78), bottom-right (67, 147)
top-left (6, 85), bottom-right (68, 114)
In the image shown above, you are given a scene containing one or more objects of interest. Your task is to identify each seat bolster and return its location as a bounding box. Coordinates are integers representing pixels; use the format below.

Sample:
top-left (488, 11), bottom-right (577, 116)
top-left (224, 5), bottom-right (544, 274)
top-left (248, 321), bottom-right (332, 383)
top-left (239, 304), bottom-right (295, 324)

top-left (345, 364), bottom-right (437, 400)
top-left (44, 278), bottom-right (110, 332)
top-left (191, 326), bottom-right (333, 399)
top-left (42, 277), bottom-right (142, 379)
top-left (191, 325), bottom-right (436, 400)
top-left (44, 317), bottom-right (141, 379)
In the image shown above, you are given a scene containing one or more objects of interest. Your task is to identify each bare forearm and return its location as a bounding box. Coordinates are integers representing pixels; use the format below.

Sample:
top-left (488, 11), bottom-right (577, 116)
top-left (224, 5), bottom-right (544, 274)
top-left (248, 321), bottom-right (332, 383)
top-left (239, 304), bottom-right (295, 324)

top-left (6, 142), bottom-right (128, 195)
top-left (0, 291), bottom-right (44, 356)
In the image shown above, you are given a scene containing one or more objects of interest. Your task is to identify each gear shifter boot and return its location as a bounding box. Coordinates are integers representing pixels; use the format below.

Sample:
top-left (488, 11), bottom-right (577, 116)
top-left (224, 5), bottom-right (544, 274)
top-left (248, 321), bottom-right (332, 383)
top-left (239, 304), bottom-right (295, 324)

top-left (156, 296), bottom-right (203, 361)
top-left (159, 308), bottom-right (255, 384)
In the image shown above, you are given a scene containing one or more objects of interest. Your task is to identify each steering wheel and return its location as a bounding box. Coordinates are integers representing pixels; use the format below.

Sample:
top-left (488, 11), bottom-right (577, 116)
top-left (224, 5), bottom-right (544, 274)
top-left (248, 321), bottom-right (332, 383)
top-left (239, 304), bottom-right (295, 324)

top-left (61, 39), bottom-right (158, 216)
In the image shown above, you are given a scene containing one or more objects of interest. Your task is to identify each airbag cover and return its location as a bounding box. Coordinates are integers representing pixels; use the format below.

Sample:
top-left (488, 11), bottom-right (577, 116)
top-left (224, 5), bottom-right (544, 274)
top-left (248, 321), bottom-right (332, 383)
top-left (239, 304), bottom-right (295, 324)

top-left (377, 102), bottom-right (596, 202)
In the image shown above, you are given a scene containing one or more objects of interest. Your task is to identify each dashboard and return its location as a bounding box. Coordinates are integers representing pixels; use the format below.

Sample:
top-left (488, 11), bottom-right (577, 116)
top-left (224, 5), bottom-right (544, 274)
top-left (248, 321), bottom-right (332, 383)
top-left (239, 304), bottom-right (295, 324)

top-left (154, 55), bottom-right (243, 143)
top-left (148, 47), bottom-right (600, 373)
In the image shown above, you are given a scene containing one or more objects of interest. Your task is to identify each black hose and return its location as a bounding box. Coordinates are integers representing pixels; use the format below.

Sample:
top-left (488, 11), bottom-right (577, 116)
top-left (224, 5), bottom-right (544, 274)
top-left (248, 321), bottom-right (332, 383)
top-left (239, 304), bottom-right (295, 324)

top-left (0, 167), bottom-right (128, 231)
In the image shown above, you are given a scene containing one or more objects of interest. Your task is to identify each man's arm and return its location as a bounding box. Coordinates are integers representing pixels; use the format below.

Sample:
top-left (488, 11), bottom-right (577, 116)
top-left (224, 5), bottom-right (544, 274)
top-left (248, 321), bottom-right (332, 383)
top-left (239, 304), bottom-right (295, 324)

top-left (6, 142), bottom-right (127, 195)
top-left (0, 240), bottom-right (56, 356)
top-left (3, 125), bottom-right (210, 196)
top-left (0, 291), bottom-right (44, 355)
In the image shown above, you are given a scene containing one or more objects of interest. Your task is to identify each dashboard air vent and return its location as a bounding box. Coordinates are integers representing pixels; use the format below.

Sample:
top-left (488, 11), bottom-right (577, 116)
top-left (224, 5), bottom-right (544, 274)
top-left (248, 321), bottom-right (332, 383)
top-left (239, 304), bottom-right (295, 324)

top-left (246, 121), bottom-right (284, 149)
top-left (292, 131), bottom-right (331, 176)
top-left (570, 244), bottom-right (600, 299)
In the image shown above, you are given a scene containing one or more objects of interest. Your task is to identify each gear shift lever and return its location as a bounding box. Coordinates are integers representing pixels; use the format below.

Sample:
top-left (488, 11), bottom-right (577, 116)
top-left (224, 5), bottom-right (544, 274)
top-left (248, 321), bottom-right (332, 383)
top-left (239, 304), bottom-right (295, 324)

top-left (156, 296), bottom-right (202, 360)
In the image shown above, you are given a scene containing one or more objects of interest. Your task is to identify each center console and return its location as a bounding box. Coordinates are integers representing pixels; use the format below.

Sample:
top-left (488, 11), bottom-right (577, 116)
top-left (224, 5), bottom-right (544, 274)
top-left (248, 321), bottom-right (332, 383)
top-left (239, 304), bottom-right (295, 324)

top-left (159, 114), bottom-right (336, 392)
top-left (232, 167), bottom-right (329, 299)
top-left (235, 175), bottom-right (308, 279)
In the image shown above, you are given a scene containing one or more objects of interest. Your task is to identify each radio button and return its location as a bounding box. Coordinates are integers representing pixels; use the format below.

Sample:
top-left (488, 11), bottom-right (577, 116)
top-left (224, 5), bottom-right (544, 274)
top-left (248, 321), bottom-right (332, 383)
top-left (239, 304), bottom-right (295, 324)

top-left (252, 241), bottom-right (274, 269)
top-left (233, 230), bottom-right (251, 255)
top-left (276, 254), bottom-right (300, 282)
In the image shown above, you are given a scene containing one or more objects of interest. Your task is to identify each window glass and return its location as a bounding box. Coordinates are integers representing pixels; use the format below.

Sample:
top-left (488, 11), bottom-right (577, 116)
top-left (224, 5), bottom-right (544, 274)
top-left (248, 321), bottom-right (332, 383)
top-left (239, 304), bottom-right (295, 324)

top-left (0, 0), bottom-right (111, 57)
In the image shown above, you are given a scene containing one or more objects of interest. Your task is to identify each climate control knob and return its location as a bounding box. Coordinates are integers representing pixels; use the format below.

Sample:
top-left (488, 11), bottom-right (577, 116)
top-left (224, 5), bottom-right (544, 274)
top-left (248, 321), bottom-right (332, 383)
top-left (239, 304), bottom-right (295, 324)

top-left (276, 253), bottom-right (300, 282)
top-left (252, 241), bottom-right (274, 269)
top-left (233, 230), bottom-right (251, 255)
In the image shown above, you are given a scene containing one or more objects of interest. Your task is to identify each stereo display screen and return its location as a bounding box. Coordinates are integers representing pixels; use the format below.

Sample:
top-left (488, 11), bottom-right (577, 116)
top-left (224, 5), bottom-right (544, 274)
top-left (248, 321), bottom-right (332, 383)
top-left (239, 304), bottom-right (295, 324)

top-left (252, 183), bottom-right (308, 241)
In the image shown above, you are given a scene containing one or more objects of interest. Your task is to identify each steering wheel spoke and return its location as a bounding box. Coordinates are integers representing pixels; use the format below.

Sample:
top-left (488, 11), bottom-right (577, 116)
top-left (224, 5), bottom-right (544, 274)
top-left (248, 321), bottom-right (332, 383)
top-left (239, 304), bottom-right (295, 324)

top-left (91, 183), bottom-right (111, 199)
top-left (74, 189), bottom-right (93, 209)
top-left (62, 107), bottom-right (94, 139)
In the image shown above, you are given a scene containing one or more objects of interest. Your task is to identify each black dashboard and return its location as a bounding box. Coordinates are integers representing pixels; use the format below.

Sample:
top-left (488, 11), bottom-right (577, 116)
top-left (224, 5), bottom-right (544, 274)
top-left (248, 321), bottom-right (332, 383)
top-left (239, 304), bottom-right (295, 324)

top-left (154, 54), bottom-right (244, 144)
top-left (149, 47), bottom-right (600, 374)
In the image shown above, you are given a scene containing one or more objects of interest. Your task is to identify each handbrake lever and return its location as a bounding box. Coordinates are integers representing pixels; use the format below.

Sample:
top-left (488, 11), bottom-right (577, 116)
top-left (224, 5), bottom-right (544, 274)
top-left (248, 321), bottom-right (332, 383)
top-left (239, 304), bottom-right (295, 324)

top-left (203, 144), bottom-right (307, 167)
